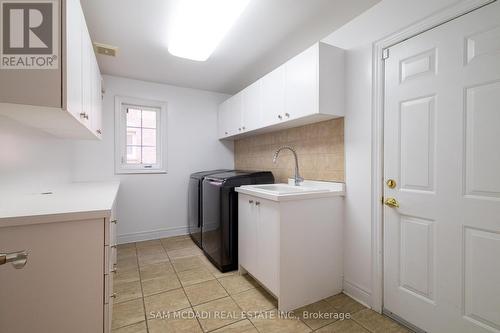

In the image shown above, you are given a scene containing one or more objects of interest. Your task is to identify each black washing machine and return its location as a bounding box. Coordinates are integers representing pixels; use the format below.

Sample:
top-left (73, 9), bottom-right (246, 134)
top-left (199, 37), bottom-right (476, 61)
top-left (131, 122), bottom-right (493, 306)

top-left (202, 171), bottom-right (274, 272)
top-left (188, 170), bottom-right (231, 248)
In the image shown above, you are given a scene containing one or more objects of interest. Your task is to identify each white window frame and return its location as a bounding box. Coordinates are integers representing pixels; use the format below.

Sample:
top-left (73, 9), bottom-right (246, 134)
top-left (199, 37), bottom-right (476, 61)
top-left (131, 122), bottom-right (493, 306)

top-left (114, 96), bottom-right (168, 174)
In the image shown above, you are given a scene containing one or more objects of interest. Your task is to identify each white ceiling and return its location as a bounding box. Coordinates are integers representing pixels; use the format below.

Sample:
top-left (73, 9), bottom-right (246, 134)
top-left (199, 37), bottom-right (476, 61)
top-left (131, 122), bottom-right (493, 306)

top-left (80, 0), bottom-right (379, 94)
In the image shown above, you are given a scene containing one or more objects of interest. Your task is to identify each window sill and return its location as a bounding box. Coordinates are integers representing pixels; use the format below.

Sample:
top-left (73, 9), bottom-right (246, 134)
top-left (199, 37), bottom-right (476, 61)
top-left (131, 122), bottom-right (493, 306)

top-left (115, 168), bottom-right (167, 175)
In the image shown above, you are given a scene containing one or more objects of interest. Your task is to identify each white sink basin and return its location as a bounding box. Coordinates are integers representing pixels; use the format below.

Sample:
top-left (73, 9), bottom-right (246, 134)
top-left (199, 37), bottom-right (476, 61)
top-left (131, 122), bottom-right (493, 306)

top-left (250, 184), bottom-right (327, 195)
top-left (236, 180), bottom-right (345, 201)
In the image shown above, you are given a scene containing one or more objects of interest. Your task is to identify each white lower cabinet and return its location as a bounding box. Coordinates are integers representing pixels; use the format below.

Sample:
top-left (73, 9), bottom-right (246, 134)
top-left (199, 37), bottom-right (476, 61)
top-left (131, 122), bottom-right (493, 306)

top-left (238, 193), bottom-right (343, 312)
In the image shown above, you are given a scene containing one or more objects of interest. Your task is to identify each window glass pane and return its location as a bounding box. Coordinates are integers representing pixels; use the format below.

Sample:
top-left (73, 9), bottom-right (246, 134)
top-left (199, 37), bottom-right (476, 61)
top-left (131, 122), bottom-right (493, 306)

top-left (127, 127), bottom-right (142, 146)
top-left (142, 147), bottom-right (157, 164)
top-left (127, 146), bottom-right (141, 164)
top-left (126, 108), bottom-right (141, 127)
top-left (142, 128), bottom-right (156, 147)
top-left (142, 110), bottom-right (157, 128)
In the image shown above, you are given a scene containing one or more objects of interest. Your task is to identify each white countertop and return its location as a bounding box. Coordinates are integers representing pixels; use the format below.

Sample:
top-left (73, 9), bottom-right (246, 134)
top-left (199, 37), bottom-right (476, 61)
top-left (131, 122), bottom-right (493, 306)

top-left (236, 179), bottom-right (345, 202)
top-left (0, 181), bottom-right (120, 227)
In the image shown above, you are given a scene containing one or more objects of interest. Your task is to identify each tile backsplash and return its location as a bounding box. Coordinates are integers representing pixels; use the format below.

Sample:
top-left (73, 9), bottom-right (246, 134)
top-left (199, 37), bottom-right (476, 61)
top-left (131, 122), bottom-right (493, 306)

top-left (234, 118), bottom-right (344, 183)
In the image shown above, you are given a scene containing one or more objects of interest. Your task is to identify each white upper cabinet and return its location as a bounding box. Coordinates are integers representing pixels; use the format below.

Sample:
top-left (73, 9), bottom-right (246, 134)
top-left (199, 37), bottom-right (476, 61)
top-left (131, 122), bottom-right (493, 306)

top-left (261, 65), bottom-right (286, 126)
top-left (241, 81), bottom-right (262, 132)
top-left (218, 42), bottom-right (344, 139)
top-left (0, 0), bottom-right (102, 139)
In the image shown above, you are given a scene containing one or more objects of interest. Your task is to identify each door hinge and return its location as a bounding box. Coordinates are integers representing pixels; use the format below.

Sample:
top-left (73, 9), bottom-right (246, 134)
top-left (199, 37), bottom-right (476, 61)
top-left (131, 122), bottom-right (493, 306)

top-left (382, 48), bottom-right (390, 60)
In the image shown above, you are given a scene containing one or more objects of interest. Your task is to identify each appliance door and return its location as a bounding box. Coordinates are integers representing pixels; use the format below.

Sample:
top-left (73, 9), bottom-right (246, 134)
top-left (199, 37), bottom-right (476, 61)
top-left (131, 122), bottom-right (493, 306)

top-left (188, 177), bottom-right (202, 247)
top-left (202, 179), bottom-right (223, 267)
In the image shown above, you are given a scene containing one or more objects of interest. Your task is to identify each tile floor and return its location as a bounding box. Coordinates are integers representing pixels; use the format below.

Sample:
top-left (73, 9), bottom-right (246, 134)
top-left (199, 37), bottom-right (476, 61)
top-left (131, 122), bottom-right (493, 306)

top-left (113, 235), bottom-right (411, 333)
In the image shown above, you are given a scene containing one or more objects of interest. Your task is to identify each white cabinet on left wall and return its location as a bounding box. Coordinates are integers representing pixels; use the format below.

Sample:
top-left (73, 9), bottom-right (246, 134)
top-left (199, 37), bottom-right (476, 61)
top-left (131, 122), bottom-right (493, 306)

top-left (0, 0), bottom-right (102, 139)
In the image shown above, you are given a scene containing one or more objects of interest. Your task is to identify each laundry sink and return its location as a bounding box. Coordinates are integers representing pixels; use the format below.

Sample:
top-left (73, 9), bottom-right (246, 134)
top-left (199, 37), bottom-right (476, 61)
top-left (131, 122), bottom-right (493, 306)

top-left (236, 180), bottom-right (345, 201)
top-left (250, 184), bottom-right (327, 195)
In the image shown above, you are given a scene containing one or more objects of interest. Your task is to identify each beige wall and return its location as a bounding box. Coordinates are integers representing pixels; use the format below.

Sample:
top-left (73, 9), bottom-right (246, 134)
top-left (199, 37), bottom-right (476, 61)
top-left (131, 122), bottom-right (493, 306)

top-left (234, 119), bottom-right (344, 183)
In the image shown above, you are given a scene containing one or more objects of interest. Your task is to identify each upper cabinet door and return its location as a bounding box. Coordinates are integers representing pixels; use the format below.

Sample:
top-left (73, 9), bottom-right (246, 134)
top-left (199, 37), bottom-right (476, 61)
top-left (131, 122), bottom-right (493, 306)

top-left (65, 0), bottom-right (83, 117)
top-left (261, 65), bottom-right (285, 125)
top-left (241, 81), bottom-right (262, 132)
top-left (285, 45), bottom-right (319, 120)
top-left (227, 93), bottom-right (243, 135)
top-left (218, 100), bottom-right (230, 138)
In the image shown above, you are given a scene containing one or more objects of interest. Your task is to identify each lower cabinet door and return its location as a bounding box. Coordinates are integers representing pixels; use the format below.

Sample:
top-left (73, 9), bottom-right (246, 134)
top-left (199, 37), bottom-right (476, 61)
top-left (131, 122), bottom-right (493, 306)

top-left (256, 199), bottom-right (280, 296)
top-left (238, 195), bottom-right (258, 273)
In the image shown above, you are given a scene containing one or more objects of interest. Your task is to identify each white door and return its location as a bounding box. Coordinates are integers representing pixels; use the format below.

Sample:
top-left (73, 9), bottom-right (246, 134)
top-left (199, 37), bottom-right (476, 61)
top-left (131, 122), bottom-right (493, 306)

top-left (383, 2), bottom-right (500, 333)
top-left (238, 195), bottom-right (257, 274)
top-left (255, 198), bottom-right (280, 296)
top-left (241, 81), bottom-right (262, 132)
top-left (285, 44), bottom-right (318, 120)
top-left (261, 65), bottom-right (286, 125)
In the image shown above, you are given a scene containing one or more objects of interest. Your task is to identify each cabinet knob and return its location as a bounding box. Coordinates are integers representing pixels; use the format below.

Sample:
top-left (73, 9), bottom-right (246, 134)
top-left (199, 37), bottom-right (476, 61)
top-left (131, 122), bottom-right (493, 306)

top-left (79, 112), bottom-right (89, 120)
top-left (111, 268), bottom-right (117, 273)
top-left (242, 126), bottom-right (246, 130)
top-left (225, 131), bottom-right (228, 135)
top-left (111, 245), bottom-right (117, 249)
top-left (255, 201), bottom-right (261, 206)
top-left (248, 200), bottom-right (254, 204)
top-left (278, 115), bottom-right (282, 120)
top-left (285, 113), bottom-right (290, 118)
top-left (238, 128), bottom-right (242, 131)
top-left (96, 129), bottom-right (102, 134)
top-left (110, 293), bottom-right (117, 299)
top-left (111, 220), bottom-right (118, 224)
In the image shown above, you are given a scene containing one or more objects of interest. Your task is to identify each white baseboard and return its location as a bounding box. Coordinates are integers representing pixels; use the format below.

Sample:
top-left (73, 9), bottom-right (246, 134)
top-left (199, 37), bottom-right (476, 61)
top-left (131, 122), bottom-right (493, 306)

top-left (117, 226), bottom-right (189, 244)
top-left (343, 279), bottom-right (372, 309)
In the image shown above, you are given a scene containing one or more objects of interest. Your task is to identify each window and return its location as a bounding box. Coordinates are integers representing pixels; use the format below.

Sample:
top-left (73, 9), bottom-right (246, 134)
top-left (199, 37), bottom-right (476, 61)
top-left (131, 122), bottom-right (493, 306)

top-left (115, 96), bottom-right (167, 174)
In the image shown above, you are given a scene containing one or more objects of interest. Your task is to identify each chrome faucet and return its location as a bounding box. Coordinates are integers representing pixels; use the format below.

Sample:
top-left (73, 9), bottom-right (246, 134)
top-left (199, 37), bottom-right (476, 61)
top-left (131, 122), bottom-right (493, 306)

top-left (272, 146), bottom-right (304, 186)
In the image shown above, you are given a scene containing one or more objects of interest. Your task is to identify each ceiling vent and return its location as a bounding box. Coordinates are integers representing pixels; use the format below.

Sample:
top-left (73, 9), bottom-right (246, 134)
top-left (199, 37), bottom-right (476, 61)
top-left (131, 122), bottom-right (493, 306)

top-left (93, 43), bottom-right (118, 57)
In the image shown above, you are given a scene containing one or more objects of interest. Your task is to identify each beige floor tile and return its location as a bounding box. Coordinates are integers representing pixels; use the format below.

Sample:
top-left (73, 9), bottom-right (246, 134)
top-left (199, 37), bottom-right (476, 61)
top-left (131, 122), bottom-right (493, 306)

top-left (136, 239), bottom-right (162, 248)
top-left (112, 298), bottom-right (145, 330)
top-left (326, 293), bottom-right (366, 314)
top-left (140, 261), bottom-right (174, 281)
top-left (167, 246), bottom-right (203, 259)
top-left (117, 257), bottom-right (139, 270)
top-left (352, 309), bottom-right (411, 333)
top-left (249, 310), bottom-right (311, 333)
top-left (111, 321), bottom-right (147, 333)
top-left (117, 243), bottom-right (136, 250)
top-left (144, 288), bottom-right (191, 315)
top-left (217, 274), bottom-right (259, 295)
top-left (193, 297), bottom-right (243, 332)
top-left (114, 280), bottom-right (143, 303)
top-left (177, 267), bottom-right (215, 287)
top-left (160, 235), bottom-right (190, 244)
top-left (294, 300), bottom-right (339, 330)
top-left (148, 309), bottom-right (202, 333)
top-left (138, 252), bottom-right (170, 267)
top-left (232, 287), bottom-right (277, 312)
top-left (198, 255), bottom-right (237, 278)
top-left (183, 280), bottom-right (228, 306)
top-left (115, 267), bottom-right (140, 285)
top-left (315, 319), bottom-right (369, 333)
top-left (137, 245), bottom-right (166, 257)
top-left (141, 272), bottom-right (182, 296)
top-left (162, 237), bottom-right (197, 251)
top-left (172, 256), bottom-right (206, 272)
top-left (117, 247), bottom-right (137, 260)
top-left (211, 319), bottom-right (258, 333)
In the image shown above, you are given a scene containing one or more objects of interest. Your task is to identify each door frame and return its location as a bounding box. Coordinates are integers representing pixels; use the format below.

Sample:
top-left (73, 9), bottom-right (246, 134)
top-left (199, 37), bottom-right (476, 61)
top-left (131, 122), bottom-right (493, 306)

top-left (370, 0), bottom-right (496, 313)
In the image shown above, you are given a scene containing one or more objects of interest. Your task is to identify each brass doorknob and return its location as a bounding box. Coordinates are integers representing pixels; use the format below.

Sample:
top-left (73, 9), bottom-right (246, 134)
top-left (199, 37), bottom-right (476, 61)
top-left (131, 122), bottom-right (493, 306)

top-left (386, 179), bottom-right (396, 188)
top-left (384, 197), bottom-right (400, 208)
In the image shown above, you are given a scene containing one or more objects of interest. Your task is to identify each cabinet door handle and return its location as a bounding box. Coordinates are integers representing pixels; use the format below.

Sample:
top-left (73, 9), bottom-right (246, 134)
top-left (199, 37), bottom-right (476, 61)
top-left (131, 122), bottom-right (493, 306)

top-left (0, 250), bottom-right (29, 269)
top-left (255, 201), bottom-right (260, 206)
top-left (111, 268), bottom-right (117, 273)
top-left (110, 293), bottom-right (117, 299)
top-left (285, 113), bottom-right (290, 118)
top-left (111, 245), bottom-right (117, 249)
top-left (111, 220), bottom-right (118, 224)
top-left (278, 115), bottom-right (282, 120)
top-left (248, 200), bottom-right (254, 204)
top-left (242, 126), bottom-right (246, 130)
top-left (96, 129), bottom-right (102, 134)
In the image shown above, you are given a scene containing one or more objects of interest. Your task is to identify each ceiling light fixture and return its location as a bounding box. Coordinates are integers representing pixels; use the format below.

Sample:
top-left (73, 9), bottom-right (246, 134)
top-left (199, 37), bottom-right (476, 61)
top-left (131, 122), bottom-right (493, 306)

top-left (167, 0), bottom-right (251, 61)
